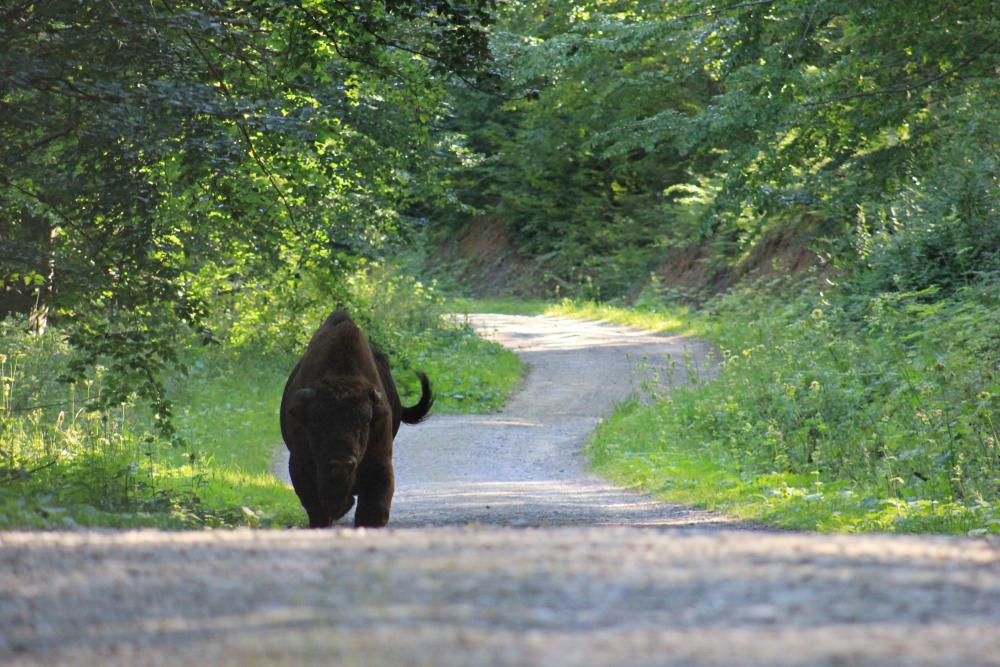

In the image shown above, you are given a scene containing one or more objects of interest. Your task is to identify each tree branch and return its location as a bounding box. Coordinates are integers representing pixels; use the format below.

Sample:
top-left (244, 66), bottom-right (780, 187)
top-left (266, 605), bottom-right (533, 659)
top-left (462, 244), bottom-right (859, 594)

top-left (802, 48), bottom-right (992, 107)
top-left (159, 0), bottom-right (298, 228)
top-left (668, 0), bottom-right (778, 22)
top-left (293, 2), bottom-right (421, 85)
top-left (302, 0), bottom-right (500, 98)
top-left (0, 173), bottom-right (102, 252)
top-left (0, 0), bottom-right (35, 26)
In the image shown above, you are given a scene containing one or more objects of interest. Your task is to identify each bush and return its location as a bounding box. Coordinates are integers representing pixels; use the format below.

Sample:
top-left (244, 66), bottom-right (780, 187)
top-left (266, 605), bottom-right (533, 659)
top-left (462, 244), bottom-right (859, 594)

top-left (693, 279), bottom-right (1000, 503)
top-left (577, 275), bottom-right (1000, 533)
top-left (856, 111), bottom-right (1000, 293)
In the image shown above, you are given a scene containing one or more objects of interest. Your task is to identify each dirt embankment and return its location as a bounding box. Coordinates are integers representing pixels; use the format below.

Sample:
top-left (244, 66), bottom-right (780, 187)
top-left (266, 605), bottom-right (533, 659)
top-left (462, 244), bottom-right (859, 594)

top-left (654, 223), bottom-right (828, 296)
top-left (433, 216), bottom-right (827, 298)
top-left (429, 217), bottom-right (540, 296)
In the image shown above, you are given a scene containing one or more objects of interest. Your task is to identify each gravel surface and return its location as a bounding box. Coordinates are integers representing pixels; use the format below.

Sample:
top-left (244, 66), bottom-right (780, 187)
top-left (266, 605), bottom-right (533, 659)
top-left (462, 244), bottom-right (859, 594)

top-left (2, 314), bottom-right (998, 666)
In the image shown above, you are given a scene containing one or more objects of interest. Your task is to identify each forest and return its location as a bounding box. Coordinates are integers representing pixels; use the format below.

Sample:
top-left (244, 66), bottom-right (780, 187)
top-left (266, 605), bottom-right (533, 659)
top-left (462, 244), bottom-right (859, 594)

top-left (1, 0), bottom-right (998, 533)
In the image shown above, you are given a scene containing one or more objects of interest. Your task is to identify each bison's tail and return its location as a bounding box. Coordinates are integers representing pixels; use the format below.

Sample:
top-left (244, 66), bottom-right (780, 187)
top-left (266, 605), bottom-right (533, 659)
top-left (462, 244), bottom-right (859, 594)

top-left (401, 372), bottom-right (434, 424)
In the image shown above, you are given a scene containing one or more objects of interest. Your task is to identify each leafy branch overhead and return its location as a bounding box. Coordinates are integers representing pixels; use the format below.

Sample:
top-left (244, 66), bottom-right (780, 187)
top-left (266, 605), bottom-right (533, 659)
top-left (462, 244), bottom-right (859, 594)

top-left (0, 0), bottom-right (496, 425)
top-left (437, 0), bottom-right (998, 297)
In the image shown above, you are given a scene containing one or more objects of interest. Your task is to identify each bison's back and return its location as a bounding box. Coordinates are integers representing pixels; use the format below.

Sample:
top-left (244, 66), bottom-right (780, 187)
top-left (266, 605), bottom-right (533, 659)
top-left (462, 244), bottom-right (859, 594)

top-left (296, 310), bottom-right (380, 385)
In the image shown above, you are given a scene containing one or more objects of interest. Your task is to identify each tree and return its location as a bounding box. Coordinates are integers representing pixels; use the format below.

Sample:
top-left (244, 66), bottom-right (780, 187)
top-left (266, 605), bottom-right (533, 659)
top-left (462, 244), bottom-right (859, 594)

top-left (0, 0), bottom-right (495, 426)
top-left (432, 0), bottom-right (999, 296)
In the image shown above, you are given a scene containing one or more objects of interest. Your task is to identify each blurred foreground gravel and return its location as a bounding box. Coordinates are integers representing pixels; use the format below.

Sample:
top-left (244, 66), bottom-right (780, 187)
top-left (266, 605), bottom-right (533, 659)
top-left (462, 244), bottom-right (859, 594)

top-left (2, 527), bottom-right (997, 666)
top-left (2, 315), bottom-right (998, 666)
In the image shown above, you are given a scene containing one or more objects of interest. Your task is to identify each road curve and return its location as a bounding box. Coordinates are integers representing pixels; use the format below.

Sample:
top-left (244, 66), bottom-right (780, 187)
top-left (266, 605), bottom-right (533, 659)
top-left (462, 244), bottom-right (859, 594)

top-left (275, 313), bottom-right (729, 527)
top-left (1, 314), bottom-right (998, 667)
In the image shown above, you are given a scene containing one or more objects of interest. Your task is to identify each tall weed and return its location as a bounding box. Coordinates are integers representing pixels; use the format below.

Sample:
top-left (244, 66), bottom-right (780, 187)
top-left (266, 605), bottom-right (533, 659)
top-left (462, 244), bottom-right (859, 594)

top-left (0, 318), bottom-right (189, 527)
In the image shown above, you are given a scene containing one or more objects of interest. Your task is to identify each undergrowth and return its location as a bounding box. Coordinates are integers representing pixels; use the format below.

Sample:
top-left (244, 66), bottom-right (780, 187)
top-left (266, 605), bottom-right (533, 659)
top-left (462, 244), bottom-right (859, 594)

top-left (584, 278), bottom-right (1000, 534)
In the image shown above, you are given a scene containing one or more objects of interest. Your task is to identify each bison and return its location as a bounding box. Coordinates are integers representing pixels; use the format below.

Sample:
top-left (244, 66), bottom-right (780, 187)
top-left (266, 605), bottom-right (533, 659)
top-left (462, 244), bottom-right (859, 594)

top-left (280, 310), bottom-right (433, 528)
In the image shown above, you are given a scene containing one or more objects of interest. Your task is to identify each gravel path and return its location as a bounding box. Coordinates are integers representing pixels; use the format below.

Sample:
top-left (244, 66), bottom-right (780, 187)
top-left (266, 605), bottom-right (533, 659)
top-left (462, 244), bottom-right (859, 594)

top-left (1, 314), bottom-right (998, 666)
top-left (276, 313), bottom-right (727, 527)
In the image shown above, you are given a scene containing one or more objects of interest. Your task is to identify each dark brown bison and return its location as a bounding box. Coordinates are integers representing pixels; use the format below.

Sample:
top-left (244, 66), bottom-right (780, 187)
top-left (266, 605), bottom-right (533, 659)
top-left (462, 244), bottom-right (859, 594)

top-left (280, 310), bottom-right (433, 528)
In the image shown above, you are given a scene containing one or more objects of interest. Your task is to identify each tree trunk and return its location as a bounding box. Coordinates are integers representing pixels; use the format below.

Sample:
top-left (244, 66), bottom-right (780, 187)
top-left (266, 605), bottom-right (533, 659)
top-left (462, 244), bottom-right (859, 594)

top-left (0, 210), bottom-right (55, 333)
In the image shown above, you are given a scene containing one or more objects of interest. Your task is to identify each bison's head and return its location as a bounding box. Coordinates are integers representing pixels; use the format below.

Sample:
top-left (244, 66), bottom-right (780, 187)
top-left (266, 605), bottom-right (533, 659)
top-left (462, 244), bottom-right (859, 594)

top-left (287, 381), bottom-right (384, 517)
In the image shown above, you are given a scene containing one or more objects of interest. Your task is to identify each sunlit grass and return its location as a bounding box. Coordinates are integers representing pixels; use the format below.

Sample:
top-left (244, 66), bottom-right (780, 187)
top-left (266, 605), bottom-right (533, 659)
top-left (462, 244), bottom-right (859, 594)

top-left (589, 399), bottom-right (998, 534)
top-left (162, 350), bottom-right (304, 527)
top-left (394, 325), bottom-right (524, 414)
top-left (545, 300), bottom-right (702, 336)
top-left (449, 296), bottom-right (549, 316)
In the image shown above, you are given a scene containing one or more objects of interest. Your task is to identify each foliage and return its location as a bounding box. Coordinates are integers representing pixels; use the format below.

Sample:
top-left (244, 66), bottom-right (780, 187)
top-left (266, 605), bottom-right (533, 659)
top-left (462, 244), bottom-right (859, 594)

top-left (0, 318), bottom-right (204, 528)
top-left (431, 0), bottom-right (999, 298)
top-left (0, 0), bottom-right (497, 426)
top-left (854, 134), bottom-right (1000, 293)
top-left (547, 283), bottom-right (1000, 534)
top-left (697, 279), bottom-right (1000, 508)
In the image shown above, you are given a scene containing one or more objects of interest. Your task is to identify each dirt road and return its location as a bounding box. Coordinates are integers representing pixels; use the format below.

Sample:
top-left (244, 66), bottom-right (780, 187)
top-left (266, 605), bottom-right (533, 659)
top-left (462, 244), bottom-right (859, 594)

top-left (1, 315), bottom-right (998, 666)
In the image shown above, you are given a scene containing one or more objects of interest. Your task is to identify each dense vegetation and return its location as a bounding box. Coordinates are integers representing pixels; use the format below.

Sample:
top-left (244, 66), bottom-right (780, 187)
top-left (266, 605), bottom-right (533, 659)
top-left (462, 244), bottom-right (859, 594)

top-left (434, 0), bottom-right (999, 299)
top-left (2, 1), bottom-right (997, 533)
top-left (565, 286), bottom-right (998, 534)
top-left (431, 1), bottom-right (999, 533)
top-left (1, 0), bottom-right (498, 417)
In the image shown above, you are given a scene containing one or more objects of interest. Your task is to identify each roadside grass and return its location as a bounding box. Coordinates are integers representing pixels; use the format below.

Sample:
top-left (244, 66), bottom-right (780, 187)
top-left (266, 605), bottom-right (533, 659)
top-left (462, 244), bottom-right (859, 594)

top-left (397, 325), bottom-right (524, 413)
top-left (545, 300), bottom-right (700, 337)
top-left (456, 285), bottom-right (1000, 535)
top-left (8, 279), bottom-right (995, 535)
top-left (589, 399), bottom-right (997, 534)
top-left (0, 330), bottom-right (309, 529)
top-left (166, 350), bottom-right (304, 528)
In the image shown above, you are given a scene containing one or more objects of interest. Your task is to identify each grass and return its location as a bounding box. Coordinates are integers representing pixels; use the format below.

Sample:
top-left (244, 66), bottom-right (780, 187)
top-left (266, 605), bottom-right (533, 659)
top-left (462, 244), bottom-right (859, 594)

top-left (0, 337), bottom-right (303, 529)
top-left (448, 296), bottom-right (549, 316)
top-left (450, 295), bottom-right (699, 335)
top-left (589, 399), bottom-right (997, 534)
top-left (0, 300), bottom-right (524, 529)
top-left (391, 323), bottom-right (524, 414)
top-left (545, 300), bottom-right (700, 336)
top-left (166, 350), bottom-right (305, 528)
